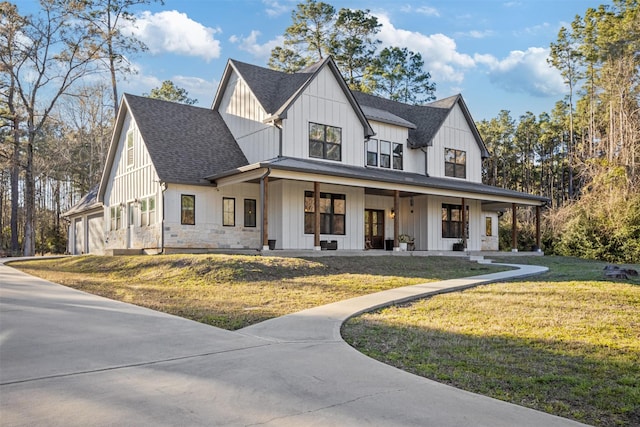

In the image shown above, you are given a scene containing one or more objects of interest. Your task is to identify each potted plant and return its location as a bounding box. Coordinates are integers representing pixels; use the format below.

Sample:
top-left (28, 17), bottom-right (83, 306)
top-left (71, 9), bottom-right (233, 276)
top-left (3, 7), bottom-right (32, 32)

top-left (398, 234), bottom-right (413, 251)
top-left (452, 239), bottom-right (465, 251)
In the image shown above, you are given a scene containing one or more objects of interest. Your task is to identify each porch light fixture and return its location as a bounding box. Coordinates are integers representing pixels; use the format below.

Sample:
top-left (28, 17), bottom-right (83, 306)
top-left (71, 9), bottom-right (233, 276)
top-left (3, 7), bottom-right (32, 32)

top-left (390, 209), bottom-right (395, 219)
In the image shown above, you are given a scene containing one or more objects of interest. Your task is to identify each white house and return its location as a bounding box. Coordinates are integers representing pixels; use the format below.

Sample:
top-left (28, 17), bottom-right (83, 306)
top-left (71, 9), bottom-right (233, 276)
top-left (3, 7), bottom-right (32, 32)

top-left (69, 57), bottom-right (547, 255)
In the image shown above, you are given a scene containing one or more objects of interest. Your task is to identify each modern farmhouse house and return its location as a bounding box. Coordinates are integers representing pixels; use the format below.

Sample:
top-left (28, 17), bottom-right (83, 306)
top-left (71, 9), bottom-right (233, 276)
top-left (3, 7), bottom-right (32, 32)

top-left (66, 56), bottom-right (547, 255)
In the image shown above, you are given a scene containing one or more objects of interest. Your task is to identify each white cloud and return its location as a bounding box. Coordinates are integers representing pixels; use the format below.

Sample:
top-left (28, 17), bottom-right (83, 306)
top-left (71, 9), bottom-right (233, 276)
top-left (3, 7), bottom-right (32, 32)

top-left (172, 75), bottom-right (218, 105)
top-left (400, 5), bottom-right (440, 17)
top-left (475, 47), bottom-right (566, 97)
top-left (262, 0), bottom-right (291, 17)
top-left (229, 31), bottom-right (284, 59)
top-left (123, 10), bottom-right (222, 62)
top-left (375, 13), bottom-right (475, 83)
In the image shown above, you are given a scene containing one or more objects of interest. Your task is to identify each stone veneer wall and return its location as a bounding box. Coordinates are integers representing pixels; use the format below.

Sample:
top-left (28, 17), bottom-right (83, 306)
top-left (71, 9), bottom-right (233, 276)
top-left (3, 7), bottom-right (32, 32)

top-left (163, 222), bottom-right (261, 250)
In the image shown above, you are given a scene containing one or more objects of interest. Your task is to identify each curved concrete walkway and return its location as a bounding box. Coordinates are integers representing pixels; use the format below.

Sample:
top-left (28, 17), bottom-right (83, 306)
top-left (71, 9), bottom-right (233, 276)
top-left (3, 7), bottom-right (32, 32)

top-left (0, 259), bottom-right (589, 426)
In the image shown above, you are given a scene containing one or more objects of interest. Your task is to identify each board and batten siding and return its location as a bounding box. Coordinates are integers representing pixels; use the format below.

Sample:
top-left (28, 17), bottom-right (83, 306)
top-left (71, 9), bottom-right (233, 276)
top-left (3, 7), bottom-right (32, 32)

top-left (218, 70), bottom-right (280, 164)
top-left (282, 66), bottom-right (366, 166)
top-left (427, 103), bottom-right (483, 183)
top-left (104, 113), bottom-right (162, 211)
top-left (270, 180), bottom-right (365, 250)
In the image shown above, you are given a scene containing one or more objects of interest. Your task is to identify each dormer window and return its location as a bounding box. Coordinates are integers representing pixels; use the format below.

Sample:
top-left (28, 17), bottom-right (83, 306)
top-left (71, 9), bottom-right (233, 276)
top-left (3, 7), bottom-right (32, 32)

top-left (309, 123), bottom-right (341, 161)
top-left (365, 139), bottom-right (403, 170)
top-left (445, 148), bottom-right (466, 179)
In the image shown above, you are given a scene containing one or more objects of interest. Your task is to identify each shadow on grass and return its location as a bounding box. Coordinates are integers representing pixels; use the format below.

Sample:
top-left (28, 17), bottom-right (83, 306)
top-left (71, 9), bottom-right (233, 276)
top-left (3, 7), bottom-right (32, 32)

top-left (342, 320), bottom-right (640, 427)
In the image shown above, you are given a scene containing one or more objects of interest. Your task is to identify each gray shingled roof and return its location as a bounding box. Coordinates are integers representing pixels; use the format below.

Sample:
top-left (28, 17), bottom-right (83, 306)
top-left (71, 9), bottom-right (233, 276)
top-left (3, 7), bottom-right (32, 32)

top-left (353, 92), bottom-right (458, 148)
top-left (230, 60), bottom-right (313, 114)
top-left (63, 185), bottom-right (102, 217)
top-left (360, 105), bottom-right (416, 129)
top-left (124, 94), bottom-right (248, 185)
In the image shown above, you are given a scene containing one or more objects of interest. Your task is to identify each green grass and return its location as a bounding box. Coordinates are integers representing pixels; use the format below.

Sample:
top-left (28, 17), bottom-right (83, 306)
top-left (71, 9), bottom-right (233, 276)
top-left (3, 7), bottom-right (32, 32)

top-left (342, 256), bottom-right (640, 427)
top-left (8, 254), bottom-right (504, 330)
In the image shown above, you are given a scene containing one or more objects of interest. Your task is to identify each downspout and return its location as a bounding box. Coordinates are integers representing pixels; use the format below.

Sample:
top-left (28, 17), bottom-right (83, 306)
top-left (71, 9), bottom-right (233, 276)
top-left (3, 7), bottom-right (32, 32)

top-left (160, 181), bottom-right (167, 254)
top-left (275, 120), bottom-right (283, 157)
top-left (259, 168), bottom-right (271, 250)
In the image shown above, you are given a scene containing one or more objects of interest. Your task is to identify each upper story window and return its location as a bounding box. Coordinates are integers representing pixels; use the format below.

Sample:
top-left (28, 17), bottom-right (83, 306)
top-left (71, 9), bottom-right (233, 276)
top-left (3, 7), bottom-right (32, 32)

top-left (445, 148), bottom-right (466, 179)
top-left (366, 139), bottom-right (378, 166)
top-left (393, 143), bottom-right (403, 170)
top-left (309, 122), bottom-right (341, 161)
top-left (126, 130), bottom-right (134, 167)
top-left (365, 139), bottom-right (403, 170)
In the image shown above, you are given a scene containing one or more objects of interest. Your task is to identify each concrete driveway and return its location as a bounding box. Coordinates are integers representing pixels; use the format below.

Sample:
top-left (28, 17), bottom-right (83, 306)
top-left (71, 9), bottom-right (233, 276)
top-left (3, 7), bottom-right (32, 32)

top-left (0, 259), bottom-right (589, 426)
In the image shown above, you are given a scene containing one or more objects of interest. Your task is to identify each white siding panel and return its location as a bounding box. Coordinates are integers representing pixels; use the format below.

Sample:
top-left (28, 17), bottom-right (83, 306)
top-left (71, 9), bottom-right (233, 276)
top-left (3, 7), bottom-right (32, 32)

top-left (218, 70), bottom-right (280, 162)
top-left (274, 180), bottom-right (364, 250)
top-left (282, 67), bottom-right (366, 167)
top-left (427, 103), bottom-right (483, 182)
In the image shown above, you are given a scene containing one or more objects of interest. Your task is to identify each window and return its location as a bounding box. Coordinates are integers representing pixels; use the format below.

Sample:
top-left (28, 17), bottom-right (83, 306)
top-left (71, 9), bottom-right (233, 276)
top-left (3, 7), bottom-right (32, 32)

top-left (244, 199), bottom-right (256, 227)
top-left (366, 139), bottom-right (378, 166)
top-left (223, 197), bottom-right (235, 226)
top-left (140, 196), bottom-right (156, 227)
top-left (380, 140), bottom-right (391, 168)
top-left (126, 130), bottom-right (134, 167)
top-left (393, 143), bottom-right (403, 170)
top-left (304, 191), bottom-right (346, 235)
top-left (485, 217), bottom-right (492, 236)
top-left (445, 148), bottom-right (466, 178)
top-left (110, 206), bottom-right (122, 230)
top-left (442, 204), bottom-right (468, 238)
top-left (309, 122), bottom-right (341, 161)
top-left (181, 195), bottom-right (195, 225)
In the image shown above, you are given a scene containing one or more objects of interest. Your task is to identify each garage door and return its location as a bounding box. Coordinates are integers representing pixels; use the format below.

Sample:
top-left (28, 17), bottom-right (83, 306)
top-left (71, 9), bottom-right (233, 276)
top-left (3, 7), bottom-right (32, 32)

top-left (74, 218), bottom-right (84, 255)
top-left (87, 214), bottom-right (104, 255)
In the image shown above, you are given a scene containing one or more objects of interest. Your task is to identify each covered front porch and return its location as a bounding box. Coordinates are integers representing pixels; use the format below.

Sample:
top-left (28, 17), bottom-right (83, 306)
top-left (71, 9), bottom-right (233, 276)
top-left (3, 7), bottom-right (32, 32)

top-left (208, 157), bottom-right (549, 252)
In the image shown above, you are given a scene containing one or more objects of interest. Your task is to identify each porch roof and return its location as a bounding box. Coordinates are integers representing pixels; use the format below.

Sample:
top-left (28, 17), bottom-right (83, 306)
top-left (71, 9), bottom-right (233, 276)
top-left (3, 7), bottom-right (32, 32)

top-left (207, 157), bottom-right (549, 207)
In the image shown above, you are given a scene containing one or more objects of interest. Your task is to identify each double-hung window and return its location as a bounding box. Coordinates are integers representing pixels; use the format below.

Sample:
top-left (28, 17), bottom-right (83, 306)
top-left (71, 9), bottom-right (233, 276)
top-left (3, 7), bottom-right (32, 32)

top-left (445, 148), bottom-right (466, 179)
top-left (110, 206), bottom-right (122, 230)
top-left (393, 143), bottom-right (403, 170)
top-left (304, 191), bottom-right (346, 235)
top-left (366, 139), bottom-right (378, 166)
top-left (309, 123), bottom-right (341, 161)
top-left (380, 140), bottom-right (391, 168)
top-left (244, 199), bottom-right (256, 227)
top-left (181, 195), bottom-right (195, 225)
top-left (223, 197), bottom-right (235, 226)
top-left (140, 196), bottom-right (156, 226)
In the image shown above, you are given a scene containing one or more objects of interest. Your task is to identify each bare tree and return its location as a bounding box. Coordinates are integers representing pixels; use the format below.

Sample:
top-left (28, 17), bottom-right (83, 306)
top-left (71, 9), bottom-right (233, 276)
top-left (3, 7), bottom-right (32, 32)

top-left (1, 0), bottom-right (103, 255)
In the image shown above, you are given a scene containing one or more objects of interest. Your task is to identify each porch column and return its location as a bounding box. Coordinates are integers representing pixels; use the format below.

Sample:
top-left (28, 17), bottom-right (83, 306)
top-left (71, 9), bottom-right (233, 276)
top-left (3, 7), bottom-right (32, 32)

top-left (314, 182), bottom-right (321, 250)
top-left (535, 205), bottom-right (541, 251)
top-left (511, 203), bottom-right (518, 252)
top-left (461, 197), bottom-right (467, 249)
top-left (262, 175), bottom-right (269, 250)
top-left (393, 190), bottom-right (400, 250)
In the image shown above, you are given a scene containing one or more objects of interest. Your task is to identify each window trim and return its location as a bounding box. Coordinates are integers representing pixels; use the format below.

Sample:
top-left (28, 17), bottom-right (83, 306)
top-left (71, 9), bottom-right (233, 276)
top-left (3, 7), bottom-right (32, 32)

top-left (223, 197), bottom-right (235, 227)
top-left (441, 203), bottom-right (468, 239)
top-left (304, 191), bottom-right (346, 235)
top-left (444, 148), bottom-right (466, 179)
top-left (181, 194), bottom-right (196, 225)
top-left (309, 122), bottom-right (342, 161)
top-left (244, 199), bottom-right (256, 228)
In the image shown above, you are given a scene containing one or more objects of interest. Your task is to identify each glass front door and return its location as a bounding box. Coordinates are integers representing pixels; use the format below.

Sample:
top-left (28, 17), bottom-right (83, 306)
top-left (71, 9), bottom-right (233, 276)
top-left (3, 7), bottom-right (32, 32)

top-left (364, 209), bottom-right (385, 249)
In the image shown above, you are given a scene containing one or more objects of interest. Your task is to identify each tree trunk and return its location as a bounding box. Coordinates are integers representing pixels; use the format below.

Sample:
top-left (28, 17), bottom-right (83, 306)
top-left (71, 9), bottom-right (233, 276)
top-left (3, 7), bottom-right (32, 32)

top-left (10, 112), bottom-right (20, 256)
top-left (23, 131), bottom-right (35, 257)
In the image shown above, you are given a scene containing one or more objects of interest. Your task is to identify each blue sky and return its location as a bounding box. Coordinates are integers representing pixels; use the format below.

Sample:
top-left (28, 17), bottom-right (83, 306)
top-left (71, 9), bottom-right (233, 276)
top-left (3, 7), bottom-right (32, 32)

top-left (17, 0), bottom-right (608, 121)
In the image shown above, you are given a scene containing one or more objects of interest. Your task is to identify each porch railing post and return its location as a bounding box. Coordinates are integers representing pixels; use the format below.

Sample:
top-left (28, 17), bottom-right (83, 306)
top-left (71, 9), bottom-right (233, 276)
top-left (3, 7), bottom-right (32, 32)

top-left (393, 190), bottom-right (400, 250)
top-left (511, 203), bottom-right (518, 252)
top-left (314, 182), bottom-right (320, 250)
